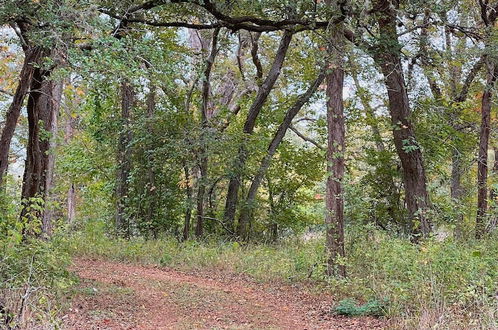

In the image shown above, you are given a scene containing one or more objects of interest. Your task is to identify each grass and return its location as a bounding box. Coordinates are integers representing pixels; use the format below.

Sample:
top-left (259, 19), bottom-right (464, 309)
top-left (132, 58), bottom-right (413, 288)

top-left (67, 221), bottom-right (498, 329)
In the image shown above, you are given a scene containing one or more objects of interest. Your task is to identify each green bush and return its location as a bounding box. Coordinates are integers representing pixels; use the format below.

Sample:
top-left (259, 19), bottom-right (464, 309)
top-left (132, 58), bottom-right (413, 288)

top-left (334, 298), bottom-right (388, 317)
top-left (0, 230), bottom-right (73, 328)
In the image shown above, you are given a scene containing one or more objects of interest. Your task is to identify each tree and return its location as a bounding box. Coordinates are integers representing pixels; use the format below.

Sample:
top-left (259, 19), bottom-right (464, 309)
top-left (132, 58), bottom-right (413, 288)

top-left (19, 46), bottom-right (63, 236)
top-left (476, 62), bottom-right (497, 238)
top-left (195, 27), bottom-right (220, 237)
top-left (224, 31), bottom-right (293, 239)
top-left (371, 0), bottom-right (431, 240)
top-left (324, 0), bottom-right (346, 277)
top-left (115, 81), bottom-right (134, 237)
top-left (0, 44), bottom-right (43, 185)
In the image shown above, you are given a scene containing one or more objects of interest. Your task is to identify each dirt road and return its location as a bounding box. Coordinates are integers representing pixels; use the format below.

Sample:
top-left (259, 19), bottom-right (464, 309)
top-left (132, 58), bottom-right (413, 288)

top-left (64, 258), bottom-right (386, 329)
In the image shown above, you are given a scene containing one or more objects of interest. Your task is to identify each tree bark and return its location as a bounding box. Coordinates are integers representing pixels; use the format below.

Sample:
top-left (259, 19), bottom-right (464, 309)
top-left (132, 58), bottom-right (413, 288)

top-left (115, 81), bottom-right (134, 237)
top-left (324, 18), bottom-right (346, 277)
top-left (20, 59), bottom-right (63, 237)
top-left (237, 69), bottom-right (325, 235)
top-left (40, 80), bottom-right (63, 235)
top-left (223, 31), bottom-right (293, 237)
top-left (195, 28), bottom-right (219, 238)
top-left (476, 63), bottom-right (497, 239)
top-left (373, 0), bottom-right (431, 240)
top-left (0, 47), bottom-right (43, 184)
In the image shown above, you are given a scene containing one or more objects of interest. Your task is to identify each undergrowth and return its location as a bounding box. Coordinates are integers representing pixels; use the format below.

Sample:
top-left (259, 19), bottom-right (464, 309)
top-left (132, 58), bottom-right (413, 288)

top-left (0, 233), bottom-right (73, 329)
top-left (68, 220), bottom-right (498, 329)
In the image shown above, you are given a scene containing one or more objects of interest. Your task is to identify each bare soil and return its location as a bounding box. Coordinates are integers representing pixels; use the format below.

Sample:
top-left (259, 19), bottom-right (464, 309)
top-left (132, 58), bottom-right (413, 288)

top-left (63, 258), bottom-right (387, 329)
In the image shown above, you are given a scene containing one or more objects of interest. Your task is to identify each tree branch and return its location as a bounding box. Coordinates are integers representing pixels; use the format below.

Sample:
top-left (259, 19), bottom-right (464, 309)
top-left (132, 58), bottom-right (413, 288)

top-left (456, 56), bottom-right (484, 103)
top-left (289, 124), bottom-right (324, 150)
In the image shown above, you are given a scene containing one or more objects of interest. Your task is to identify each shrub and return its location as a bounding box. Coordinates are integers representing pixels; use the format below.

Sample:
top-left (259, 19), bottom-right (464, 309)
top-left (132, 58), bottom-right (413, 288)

top-left (333, 298), bottom-right (388, 317)
top-left (0, 229), bottom-right (73, 328)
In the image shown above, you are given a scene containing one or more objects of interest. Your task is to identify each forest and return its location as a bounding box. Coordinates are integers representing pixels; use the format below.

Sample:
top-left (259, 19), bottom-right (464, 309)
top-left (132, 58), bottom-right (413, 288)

top-left (0, 0), bottom-right (497, 329)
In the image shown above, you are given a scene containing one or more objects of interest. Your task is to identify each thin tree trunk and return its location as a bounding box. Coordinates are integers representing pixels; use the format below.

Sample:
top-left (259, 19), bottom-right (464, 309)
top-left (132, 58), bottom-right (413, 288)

top-left (444, 21), bottom-right (465, 209)
top-left (41, 80), bottom-right (63, 235)
top-left (237, 70), bottom-right (325, 235)
top-left (476, 63), bottom-right (497, 239)
top-left (64, 92), bottom-right (76, 224)
top-left (195, 28), bottom-right (219, 238)
top-left (324, 17), bottom-right (346, 277)
top-left (0, 47), bottom-right (43, 184)
top-left (67, 183), bottom-right (76, 224)
top-left (223, 31), bottom-right (293, 237)
top-left (115, 81), bottom-right (134, 237)
top-left (183, 165), bottom-right (193, 241)
top-left (373, 0), bottom-right (431, 240)
top-left (488, 147), bottom-right (498, 232)
top-left (146, 85), bottom-right (157, 235)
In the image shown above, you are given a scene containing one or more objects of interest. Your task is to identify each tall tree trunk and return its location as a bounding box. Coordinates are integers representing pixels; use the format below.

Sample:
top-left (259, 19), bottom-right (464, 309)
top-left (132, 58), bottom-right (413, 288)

top-left (237, 70), bottom-right (325, 234)
top-left (146, 85), bottom-right (157, 235)
top-left (442, 17), bottom-right (466, 215)
top-left (183, 165), bottom-right (193, 241)
top-left (476, 63), bottom-right (497, 239)
top-left (0, 47), bottom-right (43, 184)
top-left (195, 28), bottom-right (219, 238)
top-left (115, 81), bottom-right (134, 237)
top-left (40, 80), bottom-right (63, 235)
top-left (324, 18), bottom-right (346, 277)
top-left (20, 61), bottom-right (63, 237)
top-left (64, 93), bottom-right (76, 224)
top-left (223, 31), bottom-right (292, 238)
top-left (373, 0), bottom-right (431, 240)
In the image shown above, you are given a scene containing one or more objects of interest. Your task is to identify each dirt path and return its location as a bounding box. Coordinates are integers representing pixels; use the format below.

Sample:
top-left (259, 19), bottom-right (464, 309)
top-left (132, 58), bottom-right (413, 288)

top-left (64, 258), bottom-right (386, 329)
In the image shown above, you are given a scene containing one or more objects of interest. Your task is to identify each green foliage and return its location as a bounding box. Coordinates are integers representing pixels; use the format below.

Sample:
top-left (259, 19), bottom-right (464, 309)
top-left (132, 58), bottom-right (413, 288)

top-left (334, 298), bottom-right (388, 317)
top-left (0, 229), bottom-right (73, 328)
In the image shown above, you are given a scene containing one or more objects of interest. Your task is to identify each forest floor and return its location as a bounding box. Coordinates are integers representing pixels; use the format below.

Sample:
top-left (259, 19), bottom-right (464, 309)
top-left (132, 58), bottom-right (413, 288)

top-left (63, 258), bottom-right (388, 329)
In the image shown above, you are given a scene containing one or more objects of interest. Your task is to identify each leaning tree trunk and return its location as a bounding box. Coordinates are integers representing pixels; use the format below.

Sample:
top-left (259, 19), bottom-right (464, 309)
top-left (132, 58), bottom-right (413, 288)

top-left (20, 61), bottom-right (63, 237)
top-left (237, 70), bottom-right (325, 233)
top-left (115, 81), bottom-right (134, 237)
top-left (476, 63), bottom-right (497, 239)
top-left (222, 31), bottom-right (292, 239)
top-left (0, 47), bottom-right (43, 184)
top-left (373, 0), bottom-right (431, 240)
